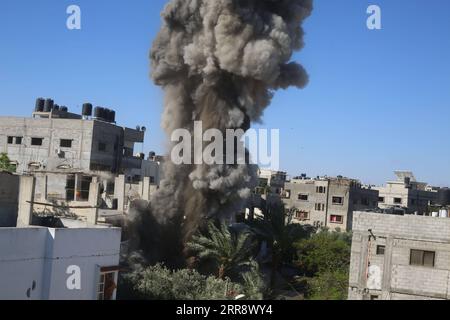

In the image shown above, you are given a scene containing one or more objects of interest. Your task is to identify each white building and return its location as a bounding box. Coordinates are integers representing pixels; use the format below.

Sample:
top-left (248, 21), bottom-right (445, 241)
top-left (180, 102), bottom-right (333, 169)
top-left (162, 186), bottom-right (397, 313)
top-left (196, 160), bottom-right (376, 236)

top-left (0, 226), bottom-right (121, 300)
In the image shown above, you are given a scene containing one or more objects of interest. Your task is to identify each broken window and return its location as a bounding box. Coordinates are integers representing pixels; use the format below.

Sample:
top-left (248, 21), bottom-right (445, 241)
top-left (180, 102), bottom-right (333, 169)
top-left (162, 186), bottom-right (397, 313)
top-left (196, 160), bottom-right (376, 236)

top-left (410, 249), bottom-right (435, 267)
top-left (332, 196), bottom-right (344, 205)
top-left (394, 198), bottom-right (402, 204)
top-left (31, 138), bottom-right (43, 146)
top-left (298, 194), bottom-right (309, 201)
top-left (7, 136), bottom-right (13, 144)
top-left (378, 197), bottom-right (385, 203)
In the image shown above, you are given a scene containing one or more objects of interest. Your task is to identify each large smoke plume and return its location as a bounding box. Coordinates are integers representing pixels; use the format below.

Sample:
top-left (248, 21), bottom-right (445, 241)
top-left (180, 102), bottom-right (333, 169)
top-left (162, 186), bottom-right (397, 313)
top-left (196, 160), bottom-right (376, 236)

top-left (128, 0), bottom-right (312, 266)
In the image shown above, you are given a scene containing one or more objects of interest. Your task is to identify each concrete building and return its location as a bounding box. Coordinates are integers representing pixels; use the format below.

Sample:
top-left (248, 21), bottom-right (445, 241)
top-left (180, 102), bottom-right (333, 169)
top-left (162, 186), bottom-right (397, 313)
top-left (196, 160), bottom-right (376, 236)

top-left (0, 100), bottom-right (162, 221)
top-left (375, 171), bottom-right (438, 215)
top-left (349, 211), bottom-right (450, 300)
top-left (282, 176), bottom-right (379, 231)
top-left (0, 226), bottom-right (121, 300)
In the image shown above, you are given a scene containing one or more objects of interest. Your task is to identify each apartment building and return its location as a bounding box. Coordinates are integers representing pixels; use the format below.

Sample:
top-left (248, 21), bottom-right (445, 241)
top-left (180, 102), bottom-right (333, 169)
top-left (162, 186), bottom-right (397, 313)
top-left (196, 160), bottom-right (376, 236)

top-left (282, 176), bottom-right (379, 231)
top-left (375, 171), bottom-right (438, 215)
top-left (0, 99), bottom-right (161, 220)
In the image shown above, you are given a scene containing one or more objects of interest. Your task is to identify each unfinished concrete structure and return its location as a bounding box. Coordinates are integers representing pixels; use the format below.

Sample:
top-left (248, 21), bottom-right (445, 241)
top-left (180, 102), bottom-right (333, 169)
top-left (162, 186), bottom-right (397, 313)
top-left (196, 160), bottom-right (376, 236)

top-left (282, 176), bottom-right (379, 231)
top-left (349, 211), bottom-right (450, 300)
top-left (375, 171), bottom-right (438, 215)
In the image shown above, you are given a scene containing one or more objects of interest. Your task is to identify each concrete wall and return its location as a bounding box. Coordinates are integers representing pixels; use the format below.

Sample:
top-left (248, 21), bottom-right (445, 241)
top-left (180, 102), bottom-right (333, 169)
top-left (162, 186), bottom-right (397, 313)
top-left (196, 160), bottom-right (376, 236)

top-left (349, 212), bottom-right (450, 300)
top-left (0, 227), bottom-right (121, 300)
top-left (0, 172), bottom-right (19, 226)
top-left (0, 117), bottom-right (94, 174)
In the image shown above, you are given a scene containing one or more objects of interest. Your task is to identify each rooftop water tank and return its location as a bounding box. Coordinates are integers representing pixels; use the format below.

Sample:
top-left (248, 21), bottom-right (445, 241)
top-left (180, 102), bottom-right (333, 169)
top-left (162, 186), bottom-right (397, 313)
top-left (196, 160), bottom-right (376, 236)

top-left (44, 99), bottom-right (54, 112)
top-left (82, 103), bottom-right (93, 117)
top-left (439, 209), bottom-right (449, 218)
top-left (35, 98), bottom-right (45, 112)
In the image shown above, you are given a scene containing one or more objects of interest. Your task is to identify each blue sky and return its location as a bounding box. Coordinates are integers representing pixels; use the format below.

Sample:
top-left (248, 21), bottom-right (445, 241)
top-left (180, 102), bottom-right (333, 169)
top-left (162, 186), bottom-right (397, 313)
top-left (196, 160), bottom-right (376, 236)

top-left (1, 0), bottom-right (450, 186)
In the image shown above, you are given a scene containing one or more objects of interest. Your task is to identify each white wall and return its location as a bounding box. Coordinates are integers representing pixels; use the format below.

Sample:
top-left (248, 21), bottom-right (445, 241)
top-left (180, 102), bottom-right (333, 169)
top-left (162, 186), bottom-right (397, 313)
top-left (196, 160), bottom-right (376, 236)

top-left (0, 227), bottom-right (121, 300)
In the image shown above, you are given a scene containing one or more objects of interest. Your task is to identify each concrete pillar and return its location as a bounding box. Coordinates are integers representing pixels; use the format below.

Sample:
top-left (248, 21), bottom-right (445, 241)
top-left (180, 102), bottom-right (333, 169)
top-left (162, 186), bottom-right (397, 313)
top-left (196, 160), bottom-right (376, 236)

top-left (87, 178), bottom-right (100, 225)
top-left (142, 177), bottom-right (150, 201)
top-left (115, 175), bottom-right (126, 212)
top-left (17, 176), bottom-right (36, 227)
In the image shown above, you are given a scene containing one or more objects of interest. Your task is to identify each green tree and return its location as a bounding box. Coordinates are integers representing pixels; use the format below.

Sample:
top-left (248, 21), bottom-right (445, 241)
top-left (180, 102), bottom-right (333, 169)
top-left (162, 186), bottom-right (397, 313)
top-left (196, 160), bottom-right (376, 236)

top-left (295, 230), bottom-right (351, 276)
top-left (248, 203), bottom-right (315, 290)
top-left (0, 153), bottom-right (15, 173)
top-left (294, 230), bottom-right (352, 300)
top-left (187, 222), bottom-right (257, 280)
top-left (120, 264), bottom-right (263, 300)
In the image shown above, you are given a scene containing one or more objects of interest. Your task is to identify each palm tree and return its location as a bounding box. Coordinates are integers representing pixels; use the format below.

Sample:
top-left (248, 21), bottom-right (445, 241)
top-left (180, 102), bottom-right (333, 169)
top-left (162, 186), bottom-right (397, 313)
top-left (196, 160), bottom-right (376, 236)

top-left (187, 222), bottom-right (257, 280)
top-left (248, 202), bottom-right (314, 291)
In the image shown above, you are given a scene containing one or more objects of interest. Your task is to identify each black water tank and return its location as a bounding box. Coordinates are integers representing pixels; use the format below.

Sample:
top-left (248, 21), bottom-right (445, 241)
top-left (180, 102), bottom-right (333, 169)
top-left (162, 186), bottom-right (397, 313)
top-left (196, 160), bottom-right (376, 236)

top-left (44, 99), bottom-right (54, 112)
top-left (94, 107), bottom-right (103, 119)
top-left (82, 103), bottom-right (93, 116)
top-left (35, 98), bottom-right (45, 112)
top-left (53, 104), bottom-right (60, 111)
top-left (61, 106), bottom-right (68, 112)
top-left (110, 110), bottom-right (116, 123)
top-left (437, 188), bottom-right (450, 206)
top-left (104, 108), bottom-right (111, 122)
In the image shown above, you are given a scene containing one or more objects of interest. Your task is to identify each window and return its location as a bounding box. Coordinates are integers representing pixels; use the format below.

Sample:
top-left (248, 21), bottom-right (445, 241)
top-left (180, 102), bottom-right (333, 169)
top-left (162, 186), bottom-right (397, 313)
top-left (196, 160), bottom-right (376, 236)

top-left (60, 139), bottom-right (73, 148)
top-left (330, 215), bottom-right (343, 224)
top-left (79, 176), bottom-right (92, 201)
top-left (394, 198), bottom-right (402, 204)
top-left (98, 142), bottom-right (107, 152)
top-left (316, 186), bottom-right (326, 194)
top-left (31, 138), bottom-right (43, 146)
top-left (378, 197), bottom-right (385, 203)
top-left (7, 136), bottom-right (22, 145)
top-left (376, 245), bottom-right (386, 255)
top-left (295, 211), bottom-right (309, 221)
top-left (66, 175), bottom-right (76, 201)
top-left (315, 203), bottom-right (325, 211)
top-left (370, 295), bottom-right (380, 300)
top-left (332, 196), bottom-right (344, 205)
top-left (282, 189), bottom-right (291, 199)
top-left (97, 269), bottom-right (118, 300)
top-left (410, 249), bottom-right (435, 267)
top-left (150, 176), bottom-right (155, 184)
top-left (298, 194), bottom-right (309, 201)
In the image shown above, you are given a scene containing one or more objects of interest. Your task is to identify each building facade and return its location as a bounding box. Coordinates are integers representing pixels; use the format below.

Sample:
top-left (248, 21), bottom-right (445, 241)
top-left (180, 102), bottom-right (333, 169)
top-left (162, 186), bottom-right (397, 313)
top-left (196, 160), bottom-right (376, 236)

top-left (375, 172), bottom-right (438, 215)
top-left (0, 226), bottom-right (121, 300)
top-left (282, 177), bottom-right (379, 231)
top-left (349, 211), bottom-right (450, 300)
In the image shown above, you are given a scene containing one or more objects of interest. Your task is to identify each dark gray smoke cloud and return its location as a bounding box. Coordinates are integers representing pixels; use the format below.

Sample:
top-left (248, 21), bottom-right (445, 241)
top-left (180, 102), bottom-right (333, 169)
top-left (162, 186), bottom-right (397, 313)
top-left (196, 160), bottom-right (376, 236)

top-left (130, 0), bottom-right (312, 261)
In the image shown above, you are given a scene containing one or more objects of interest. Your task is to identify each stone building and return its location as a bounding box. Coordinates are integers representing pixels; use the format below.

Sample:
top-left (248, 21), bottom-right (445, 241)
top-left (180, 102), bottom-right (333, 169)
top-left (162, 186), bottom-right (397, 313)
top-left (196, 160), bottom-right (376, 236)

top-left (349, 211), bottom-right (450, 300)
top-left (282, 176), bottom-right (379, 231)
